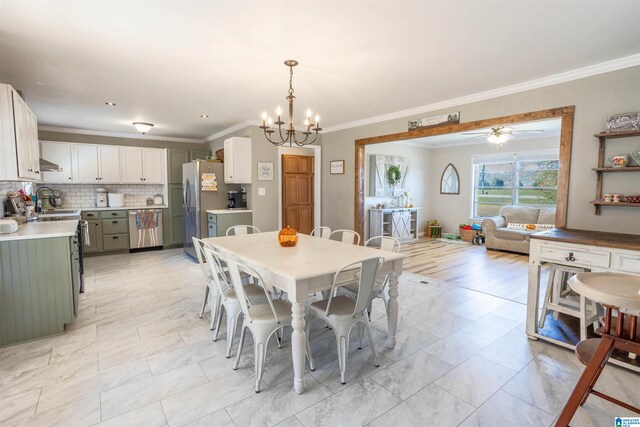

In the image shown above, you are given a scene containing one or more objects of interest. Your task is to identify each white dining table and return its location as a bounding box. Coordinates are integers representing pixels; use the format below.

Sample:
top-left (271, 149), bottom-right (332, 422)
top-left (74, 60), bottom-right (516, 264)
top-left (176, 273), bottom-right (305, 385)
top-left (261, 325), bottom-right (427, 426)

top-left (203, 231), bottom-right (404, 394)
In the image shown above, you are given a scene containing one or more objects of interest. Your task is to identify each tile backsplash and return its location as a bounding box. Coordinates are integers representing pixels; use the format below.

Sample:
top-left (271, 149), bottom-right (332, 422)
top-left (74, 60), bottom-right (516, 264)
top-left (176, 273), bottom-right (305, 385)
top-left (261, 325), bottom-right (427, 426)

top-left (0, 182), bottom-right (164, 209)
top-left (51, 184), bottom-right (165, 208)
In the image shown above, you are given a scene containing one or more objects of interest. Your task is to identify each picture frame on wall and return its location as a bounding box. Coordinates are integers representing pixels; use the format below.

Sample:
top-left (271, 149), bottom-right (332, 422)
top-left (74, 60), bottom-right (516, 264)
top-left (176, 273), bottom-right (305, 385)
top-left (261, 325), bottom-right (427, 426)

top-left (330, 160), bottom-right (345, 174)
top-left (257, 162), bottom-right (274, 180)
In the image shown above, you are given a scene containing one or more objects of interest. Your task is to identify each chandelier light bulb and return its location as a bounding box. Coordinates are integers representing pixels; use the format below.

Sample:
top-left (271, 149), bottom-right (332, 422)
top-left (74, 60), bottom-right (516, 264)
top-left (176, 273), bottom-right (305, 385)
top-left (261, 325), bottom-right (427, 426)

top-left (315, 115), bottom-right (320, 125)
top-left (267, 117), bottom-right (273, 125)
top-left (276, 106), bottom-right (282, 116)
top-left (306, 109), bottom-right (312, 118)
top-left (261, 111), bottom-right (267, 121)
top-left (304, 118), bottom-right (310, 126)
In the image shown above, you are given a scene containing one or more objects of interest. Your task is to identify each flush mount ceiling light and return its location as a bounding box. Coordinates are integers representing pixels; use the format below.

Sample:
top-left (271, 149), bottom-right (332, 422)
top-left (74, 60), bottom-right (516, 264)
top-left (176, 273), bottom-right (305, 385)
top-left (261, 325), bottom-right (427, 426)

top-left (259, 60), bottom-right (321, 147)
top-left (200, 114), bottom-right (209, 118)
top-left (105, 102), bottom-right (116, 106)
top-left (132, 122), bottom-right (154, 135)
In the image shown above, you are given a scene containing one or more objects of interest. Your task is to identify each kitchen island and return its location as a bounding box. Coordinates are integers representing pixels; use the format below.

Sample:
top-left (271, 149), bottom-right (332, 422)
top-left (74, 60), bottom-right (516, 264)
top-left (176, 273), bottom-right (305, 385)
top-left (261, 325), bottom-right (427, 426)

top-left (0, 220), bottom-right (81, 347)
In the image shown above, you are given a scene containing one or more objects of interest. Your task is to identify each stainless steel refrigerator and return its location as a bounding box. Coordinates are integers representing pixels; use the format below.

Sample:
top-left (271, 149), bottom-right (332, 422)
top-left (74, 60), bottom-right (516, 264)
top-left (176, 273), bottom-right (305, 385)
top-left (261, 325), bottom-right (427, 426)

top-left (183, 160), bottom-right (228, 258)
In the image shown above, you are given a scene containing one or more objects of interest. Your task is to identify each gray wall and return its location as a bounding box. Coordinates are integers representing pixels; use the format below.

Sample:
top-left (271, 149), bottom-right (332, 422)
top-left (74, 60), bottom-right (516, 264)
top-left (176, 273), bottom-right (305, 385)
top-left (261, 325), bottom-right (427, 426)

top-left (363, 143), bottom-right (430, 237)
top-left (38, 130), bottom-right (208, 152)
top-left (321, 65), bottom-right (640, 235)
top-left (209, 127), bottom-right (323, 232)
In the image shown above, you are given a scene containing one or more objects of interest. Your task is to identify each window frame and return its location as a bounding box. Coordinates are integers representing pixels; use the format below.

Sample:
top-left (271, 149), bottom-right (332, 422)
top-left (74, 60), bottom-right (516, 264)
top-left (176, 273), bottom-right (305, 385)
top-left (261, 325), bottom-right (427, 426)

top-left (471, 149), bottom-right (560, 218)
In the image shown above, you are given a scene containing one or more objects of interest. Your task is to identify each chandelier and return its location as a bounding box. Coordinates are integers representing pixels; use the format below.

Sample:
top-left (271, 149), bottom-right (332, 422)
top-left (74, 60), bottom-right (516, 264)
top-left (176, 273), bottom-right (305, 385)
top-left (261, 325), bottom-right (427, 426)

top-left (260, 60), bottom-right (321, 146)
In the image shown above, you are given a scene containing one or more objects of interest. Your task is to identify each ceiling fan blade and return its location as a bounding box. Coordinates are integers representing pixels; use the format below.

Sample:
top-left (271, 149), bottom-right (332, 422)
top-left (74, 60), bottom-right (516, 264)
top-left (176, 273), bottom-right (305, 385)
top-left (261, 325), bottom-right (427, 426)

top-left (461, 132), bottom-right (489, 136)
top-left (465, 135), bottom-right (487, 140)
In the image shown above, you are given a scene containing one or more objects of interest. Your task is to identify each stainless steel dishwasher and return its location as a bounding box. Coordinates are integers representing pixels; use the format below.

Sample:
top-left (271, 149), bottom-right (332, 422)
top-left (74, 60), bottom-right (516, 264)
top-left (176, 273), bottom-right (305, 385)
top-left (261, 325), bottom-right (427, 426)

top-left (128, 209), bottom-right (163, 251)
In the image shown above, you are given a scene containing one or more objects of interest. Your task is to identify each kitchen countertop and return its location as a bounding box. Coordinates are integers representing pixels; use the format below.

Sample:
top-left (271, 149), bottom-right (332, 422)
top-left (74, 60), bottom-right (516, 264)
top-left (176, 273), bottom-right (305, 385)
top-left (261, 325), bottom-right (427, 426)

top-left (65, 205), bottom-right (168, 211)
top-left (0, 219), bottom-right (79, 242)
top-left (206, 209), bottom-right (252, 215)
top-left (530, 228), bottom-right (640, 251)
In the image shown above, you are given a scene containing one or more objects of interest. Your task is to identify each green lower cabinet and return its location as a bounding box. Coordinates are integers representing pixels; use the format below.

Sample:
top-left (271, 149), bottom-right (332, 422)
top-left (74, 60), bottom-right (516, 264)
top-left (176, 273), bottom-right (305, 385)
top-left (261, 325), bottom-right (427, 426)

top-left (103, 233), bottom-right (129, 251)
top-left (83, 210), bottom-right (129, 255)
top-left (0, 237), bottom-right (75, 346)
top-left (84, 219), bottom-right (103, 254)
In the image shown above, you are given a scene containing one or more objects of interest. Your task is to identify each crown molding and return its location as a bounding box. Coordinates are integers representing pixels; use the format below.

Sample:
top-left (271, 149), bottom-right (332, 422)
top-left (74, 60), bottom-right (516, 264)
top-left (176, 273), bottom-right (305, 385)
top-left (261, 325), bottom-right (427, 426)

top-left (203, 120), bottom-right (260, 143)
top-left (38, 126), bottom-right (204, 143)
top-left (322, 52), bottom-right (640, 133)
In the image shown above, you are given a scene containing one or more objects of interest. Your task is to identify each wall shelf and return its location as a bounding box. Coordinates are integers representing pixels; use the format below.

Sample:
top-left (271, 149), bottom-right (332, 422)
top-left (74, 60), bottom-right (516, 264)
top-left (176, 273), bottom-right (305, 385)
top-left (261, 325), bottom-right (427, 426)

top-left (591, 200), bottom-right (640, 208)
top-left (592, 167), bottom-right (640, 173)
top-left (593, 130), bottom-right (640, 215)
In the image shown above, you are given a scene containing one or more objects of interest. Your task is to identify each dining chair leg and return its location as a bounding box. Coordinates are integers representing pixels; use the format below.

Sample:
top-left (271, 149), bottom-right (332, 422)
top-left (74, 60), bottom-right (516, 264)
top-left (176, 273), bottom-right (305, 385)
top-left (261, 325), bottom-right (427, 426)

top-left (555, 336), bottom-right (616, 427)
top-left (199, 286), bottom-right (210, 319)
top-left (357, 323), bottom-right (365, 349)
top-left (305, 318), bottom-right (316, 371)
top-left (213, 304), bottom-right (225, 342)
top-left (210, 293), bottom-right (221, 330)
top-left (364, 319), bottom-right (380, 367)
top-left (233, 322), bottom-right (248, 370)
top-left (252, 329), bottom-right (272, 393)
top-left (333, 322), bottom-right (351, 384)
top-left (226, 307), bottom-right (242, 358)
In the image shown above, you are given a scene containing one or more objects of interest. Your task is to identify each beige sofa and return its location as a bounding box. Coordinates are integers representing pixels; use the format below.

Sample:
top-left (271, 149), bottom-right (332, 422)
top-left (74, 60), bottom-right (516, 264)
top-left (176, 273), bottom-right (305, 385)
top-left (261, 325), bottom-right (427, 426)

top-left (481, 205), bottom-right (555, 254)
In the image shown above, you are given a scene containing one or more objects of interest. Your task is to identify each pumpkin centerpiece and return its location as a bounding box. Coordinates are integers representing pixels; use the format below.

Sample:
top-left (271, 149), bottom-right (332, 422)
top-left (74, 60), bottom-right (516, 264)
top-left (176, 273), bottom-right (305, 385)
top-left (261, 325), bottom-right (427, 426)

top-left (278, 226), bottom-right (298, 247)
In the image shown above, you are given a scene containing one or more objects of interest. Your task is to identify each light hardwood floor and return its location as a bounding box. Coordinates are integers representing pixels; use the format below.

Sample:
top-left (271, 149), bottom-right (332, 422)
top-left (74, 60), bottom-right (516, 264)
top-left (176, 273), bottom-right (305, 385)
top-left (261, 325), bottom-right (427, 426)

top-left (401, 238), bottom-right (539, 304)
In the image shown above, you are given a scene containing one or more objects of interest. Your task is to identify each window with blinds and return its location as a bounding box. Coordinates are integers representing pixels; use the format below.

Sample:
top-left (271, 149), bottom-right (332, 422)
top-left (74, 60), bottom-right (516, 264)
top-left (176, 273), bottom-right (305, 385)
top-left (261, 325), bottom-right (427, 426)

top-left (472, 150), bottom-right (559, 217)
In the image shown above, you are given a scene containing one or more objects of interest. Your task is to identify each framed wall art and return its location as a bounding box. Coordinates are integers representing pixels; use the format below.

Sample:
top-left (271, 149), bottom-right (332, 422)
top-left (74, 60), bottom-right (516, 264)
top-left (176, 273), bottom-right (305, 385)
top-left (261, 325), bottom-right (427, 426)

top-left (257, 162), bottom-right (274, 180)
top-left (330, 160), bottom-right (345, 175)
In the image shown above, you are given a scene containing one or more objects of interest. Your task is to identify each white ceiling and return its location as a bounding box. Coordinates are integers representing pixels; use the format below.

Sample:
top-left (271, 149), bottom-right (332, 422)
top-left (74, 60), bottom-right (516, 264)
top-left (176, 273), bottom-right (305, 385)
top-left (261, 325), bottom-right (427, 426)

top-left (1, 1), bottom-right (640, 141)
top-left (395, 118), bottom-right (561, 148)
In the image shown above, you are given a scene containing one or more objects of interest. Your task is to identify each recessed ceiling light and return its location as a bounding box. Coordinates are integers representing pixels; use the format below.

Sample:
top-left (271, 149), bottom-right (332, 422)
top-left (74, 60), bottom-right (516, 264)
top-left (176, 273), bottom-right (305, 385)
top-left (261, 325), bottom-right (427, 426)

top-left (200, 114), bottom-right (209, 118)
top-left (105, 102), bottom-right (116, 106)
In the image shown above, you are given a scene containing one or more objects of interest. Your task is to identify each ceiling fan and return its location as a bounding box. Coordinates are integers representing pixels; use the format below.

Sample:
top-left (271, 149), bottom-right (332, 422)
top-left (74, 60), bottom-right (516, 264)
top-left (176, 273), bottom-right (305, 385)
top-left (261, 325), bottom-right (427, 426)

top-left (462, 126), bottom-right (544, 144)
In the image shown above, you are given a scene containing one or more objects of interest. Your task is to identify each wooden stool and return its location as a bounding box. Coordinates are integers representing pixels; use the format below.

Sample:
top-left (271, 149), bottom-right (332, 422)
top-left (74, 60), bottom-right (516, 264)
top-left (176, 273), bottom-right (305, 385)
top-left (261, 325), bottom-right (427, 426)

top-left (539, 263), bottom-right (599, 341)
top-left (556, 272), bottom-right (640, 427)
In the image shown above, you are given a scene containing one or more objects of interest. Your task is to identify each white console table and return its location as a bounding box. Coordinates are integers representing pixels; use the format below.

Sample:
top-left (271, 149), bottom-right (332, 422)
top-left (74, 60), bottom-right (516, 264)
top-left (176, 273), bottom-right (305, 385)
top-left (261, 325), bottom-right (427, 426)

top-left (368, 208), bottom-right (419, 242)
top-left (527, 228), bottom-right (640, 369)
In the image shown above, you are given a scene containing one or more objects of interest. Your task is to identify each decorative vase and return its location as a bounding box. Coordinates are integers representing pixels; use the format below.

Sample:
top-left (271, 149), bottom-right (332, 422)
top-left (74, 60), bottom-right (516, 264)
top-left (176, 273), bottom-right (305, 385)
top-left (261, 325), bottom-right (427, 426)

top-left (278, 226), bottom-right (298, 247)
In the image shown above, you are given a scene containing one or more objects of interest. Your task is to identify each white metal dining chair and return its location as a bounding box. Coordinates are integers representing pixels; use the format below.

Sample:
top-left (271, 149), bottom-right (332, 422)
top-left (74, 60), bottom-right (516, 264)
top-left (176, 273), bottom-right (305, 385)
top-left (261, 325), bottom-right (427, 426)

top-left (226, 225), bottom-right (261, 236)
top-left (192, 237), bottom-right (218, 329)
top-left (310, 226), bottom-right (331, 239)
top-left (329, 229), bottom-right (361, 246)
top-left (339, 236), bottom-right (401, 320)
top-left (202, 246), bottom-right (268, 358)
top-left (226, 257), bottom-right (313, 393)
top-left (307, 257), bottom-right (384, 384)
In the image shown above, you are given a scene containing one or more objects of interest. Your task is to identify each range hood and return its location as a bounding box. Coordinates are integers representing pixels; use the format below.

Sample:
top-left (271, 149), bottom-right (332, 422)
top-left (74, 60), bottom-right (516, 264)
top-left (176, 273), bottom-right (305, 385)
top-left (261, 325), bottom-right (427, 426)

top-left (39, 158), bottom-right (60, 171)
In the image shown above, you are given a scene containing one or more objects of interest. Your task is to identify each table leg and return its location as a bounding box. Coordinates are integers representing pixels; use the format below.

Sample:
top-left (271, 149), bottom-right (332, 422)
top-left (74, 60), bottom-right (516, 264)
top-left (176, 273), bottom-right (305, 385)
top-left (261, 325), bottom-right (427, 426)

top-left (291, 301), bottom-right (306, 394)
top-left (526, 259), bottom-right (541, 338)
top-left (386, 273), bottom-right (399, 348)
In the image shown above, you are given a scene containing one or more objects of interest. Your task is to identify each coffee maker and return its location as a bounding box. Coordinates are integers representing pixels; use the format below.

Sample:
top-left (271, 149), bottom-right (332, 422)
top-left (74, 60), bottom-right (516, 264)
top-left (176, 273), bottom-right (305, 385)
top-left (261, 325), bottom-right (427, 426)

top-left (227, 189), bottom-right (247, 209)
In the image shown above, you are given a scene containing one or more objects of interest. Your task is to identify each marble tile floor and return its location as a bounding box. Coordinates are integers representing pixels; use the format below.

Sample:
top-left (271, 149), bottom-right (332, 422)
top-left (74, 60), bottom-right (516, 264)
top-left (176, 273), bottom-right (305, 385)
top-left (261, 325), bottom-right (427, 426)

top-left (0, 248), bottom-right (638, 426)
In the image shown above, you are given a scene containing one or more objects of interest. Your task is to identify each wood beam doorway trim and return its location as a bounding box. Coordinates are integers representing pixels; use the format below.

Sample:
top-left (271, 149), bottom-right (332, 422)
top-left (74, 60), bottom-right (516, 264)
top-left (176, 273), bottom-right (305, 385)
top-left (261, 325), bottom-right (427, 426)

top-left (354, 106), bottom-right (575, 241)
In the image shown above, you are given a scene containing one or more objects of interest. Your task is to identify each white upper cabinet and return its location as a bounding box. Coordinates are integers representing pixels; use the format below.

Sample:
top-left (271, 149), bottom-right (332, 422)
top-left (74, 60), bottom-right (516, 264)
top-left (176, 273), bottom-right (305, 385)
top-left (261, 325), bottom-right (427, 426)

top-left (73, 144), bottom-right (100, 182)
top-left (41, 141), bottom-right (73, 183)
top-left (121, 147), bottom-right (165, 184)
top-left (97, 146), bottom-right (121, 183)
top-left (224, 137), bottom-right (251, 184)
top-left (142, 148), bottom-right (164, 184)
top-left (73, 144), bottom-right (120, 183)
top-left (0, 84), bottom-right (40, 181)
top-left (121, 147), bottom-right (144, 183)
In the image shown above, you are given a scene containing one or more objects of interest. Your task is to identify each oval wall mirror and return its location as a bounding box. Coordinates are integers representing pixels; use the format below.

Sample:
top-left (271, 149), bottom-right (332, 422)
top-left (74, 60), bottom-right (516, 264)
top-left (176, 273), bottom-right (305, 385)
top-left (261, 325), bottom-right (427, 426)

top-left (440, 163), bottom-right (460, 194)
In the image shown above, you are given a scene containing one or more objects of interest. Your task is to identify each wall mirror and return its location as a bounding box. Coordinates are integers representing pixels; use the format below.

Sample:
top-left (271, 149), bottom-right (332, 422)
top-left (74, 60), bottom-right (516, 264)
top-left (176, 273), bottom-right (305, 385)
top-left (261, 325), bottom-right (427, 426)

top-left (440, 163), bottom-right (460, 194)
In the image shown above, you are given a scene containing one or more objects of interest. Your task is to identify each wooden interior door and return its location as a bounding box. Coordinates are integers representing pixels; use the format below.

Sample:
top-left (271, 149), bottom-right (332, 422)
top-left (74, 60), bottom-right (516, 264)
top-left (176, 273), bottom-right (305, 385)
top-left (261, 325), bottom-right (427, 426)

top-left (282, 155), bottom-right (314, 234)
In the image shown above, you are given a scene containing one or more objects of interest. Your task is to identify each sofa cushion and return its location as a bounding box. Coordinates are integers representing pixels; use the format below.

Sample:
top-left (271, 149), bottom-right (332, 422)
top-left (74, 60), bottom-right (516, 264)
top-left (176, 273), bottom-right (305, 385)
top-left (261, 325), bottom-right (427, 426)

top-left (499, 205), bottom-right (540, 225)
top-left (537, 207), bottom-right (556, 225)
top-left (494, 228), bottom-right (532, 241)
